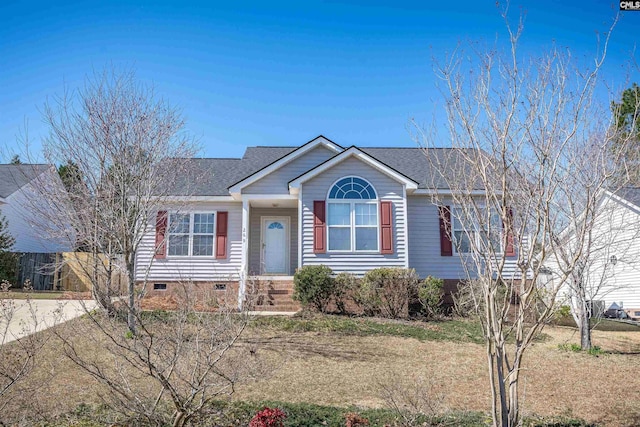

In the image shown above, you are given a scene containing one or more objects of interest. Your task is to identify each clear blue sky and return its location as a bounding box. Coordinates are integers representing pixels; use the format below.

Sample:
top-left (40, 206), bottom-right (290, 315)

top-left (1, 1), bottom-right (638, 161)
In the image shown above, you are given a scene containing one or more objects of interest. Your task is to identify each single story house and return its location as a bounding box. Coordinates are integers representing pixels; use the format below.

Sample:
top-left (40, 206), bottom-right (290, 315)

top-left (135, 136), bottom-right (519, 310)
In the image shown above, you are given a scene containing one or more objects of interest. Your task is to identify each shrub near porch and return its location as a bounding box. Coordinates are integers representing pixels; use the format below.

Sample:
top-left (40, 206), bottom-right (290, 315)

top-left (293, 266), bottom-right (444, 319)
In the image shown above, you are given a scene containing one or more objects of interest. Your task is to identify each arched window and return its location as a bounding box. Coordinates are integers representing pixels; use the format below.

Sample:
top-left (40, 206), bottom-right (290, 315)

top-left (327, 176), bottom-right (378, 251)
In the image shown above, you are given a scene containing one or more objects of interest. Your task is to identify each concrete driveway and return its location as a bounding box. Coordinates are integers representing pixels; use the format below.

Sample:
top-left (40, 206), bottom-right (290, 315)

top-left (0, 299), bottom-right (97, 344)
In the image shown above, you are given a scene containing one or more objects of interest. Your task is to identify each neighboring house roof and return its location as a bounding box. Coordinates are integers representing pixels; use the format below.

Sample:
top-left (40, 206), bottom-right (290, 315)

top-left (165, 140), bottom-right (482, 196)
top-left (0, 164), bottom-right (51, 198)
top-left (613, 187), bottom-right (640, 209)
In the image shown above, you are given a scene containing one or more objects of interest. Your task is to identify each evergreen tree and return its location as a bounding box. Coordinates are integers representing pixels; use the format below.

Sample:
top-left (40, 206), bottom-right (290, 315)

top-left (9, 155), bottom-right (21, 165)
top-left (0, 213), bottom-right (17, 284)
top-left (611, 83), bottom-right (640, 184)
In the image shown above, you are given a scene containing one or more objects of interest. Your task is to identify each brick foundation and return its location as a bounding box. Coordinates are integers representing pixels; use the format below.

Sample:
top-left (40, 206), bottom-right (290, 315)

top-left (137, 278), bottom-right (301, 312)
top-left (138, 280), bottom-right (240, 311)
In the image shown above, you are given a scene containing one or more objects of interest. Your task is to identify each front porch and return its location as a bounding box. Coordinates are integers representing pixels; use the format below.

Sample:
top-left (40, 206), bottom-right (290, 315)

top-left (238, 195), bottom-right (300, 311)
top-left (247, 206), bottom-right (298, 276)
top-left (248, 275), bottom-right (299, 312)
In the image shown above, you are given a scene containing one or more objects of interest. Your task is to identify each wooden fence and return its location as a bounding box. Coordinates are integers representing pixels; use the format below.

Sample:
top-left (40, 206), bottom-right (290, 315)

top-left (53, 252), bottom-right (128, 294)
top-left (12, 252), bottom-right (128, 293)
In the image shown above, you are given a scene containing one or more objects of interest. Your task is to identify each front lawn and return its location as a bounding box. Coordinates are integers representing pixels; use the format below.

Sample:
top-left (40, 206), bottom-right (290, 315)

top-left (252, 313), bottom-right (487, 344)
top-left (2, 313), bottom-right (639, 426)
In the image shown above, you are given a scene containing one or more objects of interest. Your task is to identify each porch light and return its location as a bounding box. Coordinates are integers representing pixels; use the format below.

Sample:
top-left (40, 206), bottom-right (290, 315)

top-left (609, 255), bottom-right (617, 266)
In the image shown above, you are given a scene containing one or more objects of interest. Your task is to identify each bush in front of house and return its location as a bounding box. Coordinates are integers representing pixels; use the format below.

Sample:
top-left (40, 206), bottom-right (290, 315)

top-left (418, 276), bottom-right (444, 318)
top-left (334, 272), bottom-right (359, 314)
top-left (359, 268), bottom-right (420, 319)
top-left (293, 265), bottom-right (336, 313)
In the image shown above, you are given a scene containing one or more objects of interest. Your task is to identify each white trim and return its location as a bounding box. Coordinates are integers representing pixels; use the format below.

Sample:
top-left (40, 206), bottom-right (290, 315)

top-left (260, 216), bottom-right (290, 274)
top-left (228, 136), bottom-right (343, 194)
top-left (450, 205), bottom-right (504, 256)
top-left (605, 190), bottom-right (640, 214)
top-left (288, 147), bottom-right (418, 191)
top-left (241, 194), bottom-right (298, 202)
top-left (402, 184), bottom-right (409, 267)
top-left (238, 199), bottom-right (250, 310)
top-left (163, 196), bottom-right (237, 202)
top-left (412, 189), bottom-right (488, 196)
top-left (325, 175), bottom-right (378, 199)
top-left (327, 201), bottom-right (380, 253)
top-left (166, 212), bottom-right (216, 258)
top-left (298, 186), bottom-right (303, 269)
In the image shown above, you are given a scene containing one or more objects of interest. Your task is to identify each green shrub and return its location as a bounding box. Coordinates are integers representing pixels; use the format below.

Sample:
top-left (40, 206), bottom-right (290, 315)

top-left (359, 268), bottom-right (420, 319)
top-left (418, 276), bottom-right (444, 318)
top-left (293, 265), bottom-right (335, 313)
top-left (554, 305), bottom-right (572, 320)
top-left (334, 272), bottom-right (359, 314)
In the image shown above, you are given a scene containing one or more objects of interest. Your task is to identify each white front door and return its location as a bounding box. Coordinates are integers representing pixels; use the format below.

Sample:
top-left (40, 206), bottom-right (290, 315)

top-left (261, 217), bottom-right (289, 274)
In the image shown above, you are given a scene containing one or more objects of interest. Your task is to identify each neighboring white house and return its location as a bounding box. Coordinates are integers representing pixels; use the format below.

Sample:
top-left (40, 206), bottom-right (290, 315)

top-left (0, 164), bottom-right (71, 253)
top-left (133, 135), bottom-right (522, 310)
top-left (543, 188), bottom-right (640, 319)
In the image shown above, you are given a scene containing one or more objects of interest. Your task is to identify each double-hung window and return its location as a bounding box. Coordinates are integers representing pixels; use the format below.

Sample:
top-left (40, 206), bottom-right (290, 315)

top-left (168, 213), bottom-right (215, 257)
top-left (451, 207), bottom-right (502, 254)
top-left (327, 177), bottom-right (378, 252)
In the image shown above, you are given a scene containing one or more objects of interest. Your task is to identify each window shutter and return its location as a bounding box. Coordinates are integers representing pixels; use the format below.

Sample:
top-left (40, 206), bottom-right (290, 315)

top-left (313, 201), bottom-right (326, 253)
top-left (438, 206), bottom-right (453, 256)
top-left (380, 201), bottom-right (393, 254)
top-left (155, 210), bottom-right (168, 259)
top-left (215, 211), bottom-right (228, 259)
top-left (504, 208), bottom-right (516, 256)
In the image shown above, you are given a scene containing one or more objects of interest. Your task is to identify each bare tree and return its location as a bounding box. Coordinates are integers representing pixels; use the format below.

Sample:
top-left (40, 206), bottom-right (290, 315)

top-left (25, 68), bottom-right (198, 333)
top-left (16, 68), bottom-right (263, 425)
top-left (55, 280), bottom-right (261, 427)
top-left (412, 9), bottom-right (635, 427)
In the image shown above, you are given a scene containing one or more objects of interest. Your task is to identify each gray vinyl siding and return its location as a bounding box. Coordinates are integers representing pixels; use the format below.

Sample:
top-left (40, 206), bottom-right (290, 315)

top-left (407, 196), bottom-right (468, 279)
top-left (243, 145), bottom-right (335, 194)
top-left (301, 156), bottom-right (407, 275)
top-left (248, 207), bottom-right (297, 275)
top-left (407, 195), bottom-right (525, 280)
top-left (135, 202), bottom-right (243, 282)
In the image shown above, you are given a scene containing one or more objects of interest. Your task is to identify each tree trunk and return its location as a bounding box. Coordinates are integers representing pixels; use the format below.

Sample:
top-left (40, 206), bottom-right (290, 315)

top-left (173, 410), bottom-right (186, 427)
top-left (579, 308), bottom-right (592, 350)
top-left (126, 255), bottom-right (137, 335)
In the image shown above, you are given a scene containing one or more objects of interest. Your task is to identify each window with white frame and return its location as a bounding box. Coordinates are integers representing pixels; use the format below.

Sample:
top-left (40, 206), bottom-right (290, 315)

top-left (451, 207), bottom-right (502, 254)
top-left (168, 213), bottom-right (215, 256)
top-left (327, 177), bottom-right (378, 252)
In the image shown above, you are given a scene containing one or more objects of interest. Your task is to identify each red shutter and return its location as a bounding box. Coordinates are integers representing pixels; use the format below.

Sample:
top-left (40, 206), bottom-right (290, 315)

top-left (313, 201), bottom-right (326, 253)
top-left (380, 201), bottom-right (393, 254)
top-left (438, 206), bottom-right (453, 256)
top-left (504, 208), bottom-right (516, 256)
top-left (215, 211), bottom-right (228, 259)
top-left (155, 210), bottom-right (168, 259)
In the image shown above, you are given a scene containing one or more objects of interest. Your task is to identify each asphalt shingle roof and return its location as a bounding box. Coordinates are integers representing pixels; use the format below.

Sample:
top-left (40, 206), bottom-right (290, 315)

top-left (614, 187), bottom-right (640, 208)
top-left (0, 164), bottom-right (51, 198)
top-left (168, 145), bottom-right (479, 196)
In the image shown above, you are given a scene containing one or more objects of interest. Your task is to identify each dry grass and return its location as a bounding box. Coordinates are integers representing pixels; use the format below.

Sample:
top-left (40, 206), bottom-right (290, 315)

top-left (2, 316), bottom-right (640, 426)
